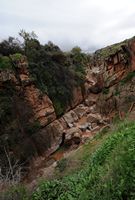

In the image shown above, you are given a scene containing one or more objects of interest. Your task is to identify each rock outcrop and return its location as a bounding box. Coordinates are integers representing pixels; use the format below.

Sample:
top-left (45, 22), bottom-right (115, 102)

top-left (1, 36), bottom-right (135, 170)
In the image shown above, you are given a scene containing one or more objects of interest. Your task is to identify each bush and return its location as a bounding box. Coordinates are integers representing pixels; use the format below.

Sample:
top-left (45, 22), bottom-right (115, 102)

top-left (10, 53), bottom-right (23, 62)
top-left (0, 185), bottom-right (29, 200)
top-left (0, 56), bottom-right (12, 69)
top-left (56, 158), bottom-right (68, 172)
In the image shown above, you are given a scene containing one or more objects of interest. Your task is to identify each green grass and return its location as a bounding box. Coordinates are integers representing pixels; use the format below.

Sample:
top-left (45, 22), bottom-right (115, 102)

top-left (32, 120), bottom-right (135, 200)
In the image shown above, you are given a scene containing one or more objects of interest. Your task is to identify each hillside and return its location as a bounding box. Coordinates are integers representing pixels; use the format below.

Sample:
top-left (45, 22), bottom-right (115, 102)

top-left (0, 33), bottom-right (135, 199)
top-left (1, 119), bottom-right (135, 199)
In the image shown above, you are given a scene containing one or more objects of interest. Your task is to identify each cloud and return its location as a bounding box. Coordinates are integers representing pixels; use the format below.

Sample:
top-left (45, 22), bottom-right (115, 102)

top-left (0, 0), bottom-right (135, 52)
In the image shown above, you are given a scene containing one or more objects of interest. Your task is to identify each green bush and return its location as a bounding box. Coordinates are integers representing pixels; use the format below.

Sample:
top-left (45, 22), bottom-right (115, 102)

top-left (28, 45), bottom-right (86, 116)
top-left (10, 53), bottom-right (23, 62)
top-left (0, 56), bottom-right (12, 69)
top-left (56, 158), bottom-right (68, 172)
top-left (26, 120), bottom-right (41, 135)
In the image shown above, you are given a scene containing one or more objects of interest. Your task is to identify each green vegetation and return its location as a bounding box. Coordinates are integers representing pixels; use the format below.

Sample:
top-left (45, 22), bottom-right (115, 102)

top-left (95, 40), bottom-right (127, 58)
top-left (120, 71), bottom-right (135, 85)
top-left (21, 33), bottom-right (87, 116)
top-left (0, 56), bottom-right (12, 69)
top-left (0, 185), bottom-right (29, 200)
top-left (114, 87), bottom-right (120, 96)
top-left (32, 120), bottom-right (135, 200)
top-left (10, 53), bottom-right (23, 63)
top-left (0, 53), bottom-right (24, 70)
top-left (56, 158), bottom-right (68, 172)
top-left (95, 36), bottom-right (135, 59)
top-left (26, 120), bottom-right (41, 135)
top-left (102, 87), bottom-right (109, 94)
top-left (0, 31), bottom-right (87, 116)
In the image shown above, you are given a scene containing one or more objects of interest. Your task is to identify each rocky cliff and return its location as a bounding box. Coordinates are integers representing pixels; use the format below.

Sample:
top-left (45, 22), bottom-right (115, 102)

top-left (1, 36), bottom-right (135, 175)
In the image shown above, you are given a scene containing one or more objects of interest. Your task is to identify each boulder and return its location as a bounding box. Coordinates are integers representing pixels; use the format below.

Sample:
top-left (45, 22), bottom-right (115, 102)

top-left (79, 123), bottom-right (92, 131)
top-left (65, 127), bottom-right (82, 141)
top-left (63, 110), bottom-right (78, 127)
top-left (73, 104), bottom-right (89, 119)
top-left (32, 120), bottom-right (64, 156)
top-left (71, 86), bottom-right (83, 108)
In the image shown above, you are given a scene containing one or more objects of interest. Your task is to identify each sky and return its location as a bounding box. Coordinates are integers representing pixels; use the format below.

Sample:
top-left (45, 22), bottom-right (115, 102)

top-left (1, 0), bottom-right (135, 52)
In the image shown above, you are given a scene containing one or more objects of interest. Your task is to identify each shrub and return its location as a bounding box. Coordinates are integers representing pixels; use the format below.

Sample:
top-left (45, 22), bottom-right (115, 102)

top-left (10, 53), bottom-right (23, 62)
top-left (0, 56), bottom-right (12, 69)
top-left (0, 185), bottom-right (29, 200)
top-left (56, 158), bottom-right (68, 172)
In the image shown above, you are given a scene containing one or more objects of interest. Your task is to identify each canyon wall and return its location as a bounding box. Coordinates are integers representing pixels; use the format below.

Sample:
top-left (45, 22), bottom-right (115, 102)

top-left (1, 36), bottom-right (135, 169)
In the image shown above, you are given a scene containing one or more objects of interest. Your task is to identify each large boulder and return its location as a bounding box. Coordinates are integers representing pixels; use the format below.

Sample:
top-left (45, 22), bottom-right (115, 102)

top-left (63, 110), bottom-right (78, 127)
top-left (32, 120), bottom-right (64, 156)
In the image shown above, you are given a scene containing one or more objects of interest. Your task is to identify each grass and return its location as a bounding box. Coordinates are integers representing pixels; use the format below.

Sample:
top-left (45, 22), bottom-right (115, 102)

top-left (33, 119), bottom-right (135, 200)
top-left (1, 119), bottom-right (134, 200)
top-left (32, 119), bottom-right (135, 200)
top-left (53, 127), bottom-right (110, 179)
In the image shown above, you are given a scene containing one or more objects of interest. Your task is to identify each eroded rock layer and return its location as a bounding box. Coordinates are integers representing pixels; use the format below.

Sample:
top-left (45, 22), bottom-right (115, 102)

top-left (1, 36), bottom-right (135, 170)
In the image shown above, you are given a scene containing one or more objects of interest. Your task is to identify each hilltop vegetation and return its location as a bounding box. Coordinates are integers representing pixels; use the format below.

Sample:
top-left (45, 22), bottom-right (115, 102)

top-left (95, 36), bottom-right (135, 59)
top-left (0, 31), bottom-right (88, 116)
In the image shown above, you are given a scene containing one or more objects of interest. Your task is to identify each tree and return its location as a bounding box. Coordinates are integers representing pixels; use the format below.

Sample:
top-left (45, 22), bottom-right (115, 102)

top-left (19, 29), bottom-right (37, 41)
top-left (0, 37), bottom-right (23, 56)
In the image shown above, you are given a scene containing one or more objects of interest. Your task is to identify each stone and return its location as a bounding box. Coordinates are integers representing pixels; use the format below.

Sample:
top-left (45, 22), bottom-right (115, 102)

top-left (58, 117), bottom-right (68, 129)
top-left (73, 104), bottom-right (89, 119)
top-left (24, 85), bottom-right (56, 126)
top-left (71, 86), bottom-right (83, 108)
top-left (87, 113), bottom-right (102, 124)
top-left (113, 54), bottom-right (119, 65)
top-left (84, 94), bottom-right (98, 106)
top-left (79, 123), bottom-right (91, 131)
top-left (32, 120), bottom-right (64, 155)
top-left (65, 127), bottom-right (82, 141)
top-left (63, 110), bottom-right (78, 126)
top-left (91, 123), bottom-right (98, 129)
top-left (0, 70), bottom-right (17, 83)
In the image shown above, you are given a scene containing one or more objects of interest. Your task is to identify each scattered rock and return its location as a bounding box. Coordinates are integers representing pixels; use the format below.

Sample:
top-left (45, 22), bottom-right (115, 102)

top-left (63, 110), bottom-right (78, 127)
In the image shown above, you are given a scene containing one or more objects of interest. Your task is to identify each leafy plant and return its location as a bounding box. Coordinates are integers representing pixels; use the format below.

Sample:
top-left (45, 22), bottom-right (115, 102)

top-left (0, 56), bottom-right (12, 69)
top-left (56, 158), bottom-right (68, 172)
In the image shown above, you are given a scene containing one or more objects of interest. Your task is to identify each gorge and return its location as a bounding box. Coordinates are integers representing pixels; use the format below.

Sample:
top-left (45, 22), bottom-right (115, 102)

top-left (0, 34), bottom-right (135, 199)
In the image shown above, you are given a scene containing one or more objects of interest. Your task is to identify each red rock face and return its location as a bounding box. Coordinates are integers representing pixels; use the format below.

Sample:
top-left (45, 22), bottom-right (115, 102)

top-left (24, 85), bottom-right (56, 127)
top-left (130, 40), bottom-right (135, 71)
top-left (71, 86), bottom-right (83, 108)
top-left (2, 38), bottom-right (135, 167)
top-left (97, 38), bottom-right (135, 117)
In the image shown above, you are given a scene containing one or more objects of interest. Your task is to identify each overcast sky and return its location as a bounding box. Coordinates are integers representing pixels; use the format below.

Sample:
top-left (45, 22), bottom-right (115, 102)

top-left (1, 0), bottom-right (135, 52)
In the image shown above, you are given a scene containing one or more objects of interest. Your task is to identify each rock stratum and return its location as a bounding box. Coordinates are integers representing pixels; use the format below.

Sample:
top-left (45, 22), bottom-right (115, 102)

top-left (1, 36), bottom-right (135, 176)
